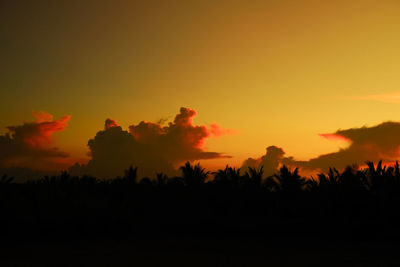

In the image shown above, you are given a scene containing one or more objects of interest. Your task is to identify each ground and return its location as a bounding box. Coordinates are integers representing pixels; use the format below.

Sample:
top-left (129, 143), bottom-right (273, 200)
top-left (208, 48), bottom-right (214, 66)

top-left (2, 236), bottom-right (399, 267)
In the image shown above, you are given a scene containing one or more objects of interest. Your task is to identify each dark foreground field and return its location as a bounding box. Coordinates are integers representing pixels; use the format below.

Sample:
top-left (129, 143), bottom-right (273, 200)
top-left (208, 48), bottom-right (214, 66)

top-left (2, 235), bottom-right (400, 267)
top-left (2, 162), bottom-right (400, 266)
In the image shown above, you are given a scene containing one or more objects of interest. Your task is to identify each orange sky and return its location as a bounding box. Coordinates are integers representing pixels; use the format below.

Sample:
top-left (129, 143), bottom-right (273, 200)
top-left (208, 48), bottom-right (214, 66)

top-left (2, 0), bottom-right (400, 175)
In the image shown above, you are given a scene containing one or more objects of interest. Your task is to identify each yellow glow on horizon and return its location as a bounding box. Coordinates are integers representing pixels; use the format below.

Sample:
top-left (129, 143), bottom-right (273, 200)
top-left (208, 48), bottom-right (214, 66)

top-left (1, 0), bottom-right (400, 172)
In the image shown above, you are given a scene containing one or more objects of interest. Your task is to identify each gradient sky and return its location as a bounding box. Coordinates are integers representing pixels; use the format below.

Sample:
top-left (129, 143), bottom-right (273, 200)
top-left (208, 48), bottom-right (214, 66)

top-left (2, 0), bottom-right (400, 173)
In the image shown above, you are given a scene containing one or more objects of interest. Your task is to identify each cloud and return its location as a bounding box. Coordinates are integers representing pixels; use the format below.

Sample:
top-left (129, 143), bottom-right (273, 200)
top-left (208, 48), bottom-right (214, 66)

top-left (354, 92), bottom-right (400, 104)
top-left (283, 121), bottom-right (400, 172)
top-left (71, 107), bottom-right (230, 178)
top-left (241, 146), bottom-right (285, 177)
top-left (244, 121), bottom-right (400, 176)
top-left (210, 123), bottom-right (236, 137)
top-left (0, 111), bottom-right (71, 171)
top-left (104, 118), bottom-right (119, 130)
top-left (318, 133), bottom-right (351, 142)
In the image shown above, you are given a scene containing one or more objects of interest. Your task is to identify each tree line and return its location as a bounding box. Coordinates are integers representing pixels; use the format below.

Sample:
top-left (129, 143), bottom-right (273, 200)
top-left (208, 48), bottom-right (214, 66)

top-left (1, 161), bottom-right (400, 240)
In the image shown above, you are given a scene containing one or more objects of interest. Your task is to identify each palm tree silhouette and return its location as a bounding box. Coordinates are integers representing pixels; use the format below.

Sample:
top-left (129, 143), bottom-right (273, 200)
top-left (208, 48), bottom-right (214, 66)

top-left (155, 172), bottom-right (168, 186)
top-left (245, 166), bottom-right (264, 188)
top-left (364, 161), bottom-right (386, 193)
top-left (338, 165), bottom-right (366, 194)
top-left (124, 166), bottom-right (138, 185)
top-left (0, 174), bottom-right (13, 184)
top-left (213, 165), bottom-right (243, 188)
top-left (180, 162), bottom-right (209, 186)
top-left (268, 165), bottom-right (306, 193)
top-left (308, 168), bottom-right (340, 193)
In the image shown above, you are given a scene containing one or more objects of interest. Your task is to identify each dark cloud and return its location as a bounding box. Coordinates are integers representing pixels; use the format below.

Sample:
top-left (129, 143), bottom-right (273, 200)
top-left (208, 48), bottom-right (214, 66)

top-left (241, 146), bottom-right (285, 177)
top-left (71, 107), bottom-right (230, 178)
top-left (0, 111), bottom-right (71, 171)
top-left (283, 121), bottom-right (400, 171)
top-left (243, 121), bottom-right (400, 175)
top-left (104, 118), bottom-right (119, 130)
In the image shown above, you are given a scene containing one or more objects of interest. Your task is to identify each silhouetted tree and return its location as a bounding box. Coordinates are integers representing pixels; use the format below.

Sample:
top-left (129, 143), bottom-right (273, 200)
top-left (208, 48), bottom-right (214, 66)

top-left (268, 165), bottom-right (306, 193)
top-left (155, 172), bottom-right (168, 186)
top-left (2, 159), bottom-right (400, 244)
top-left (245, 166), bottom-right (263, 188)
top-left (124, 166), bottom-right (138, 185)
top-left (338, 165), bottom-right (366, 194)
top-left (308, 168), bottom-right (340, 193)
top-left (213, 165), bottom-right (242, 188)
top-left (180, 162), bottom-right (209, 186)
top-left (0, 174), bottom-right (13, 184)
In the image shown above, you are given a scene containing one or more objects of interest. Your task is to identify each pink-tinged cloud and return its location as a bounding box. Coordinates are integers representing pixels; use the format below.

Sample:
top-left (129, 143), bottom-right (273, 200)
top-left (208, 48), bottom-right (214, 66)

top-left (129, 121), bottom-right (163, 143)
top-left (71, 107), bottom-right (230, 178)
top-left (7, 112), bottom-right (71, 148)
top-left (245, 121), bottom-right (400, 175)
top-left (32, 110), bottom-right (54, 123)
top-left (354, 92), bottom-right (400, 104)
top-left (210, 123), bottom-right (236, 137)
top-left (129, 107), bottom-right (212, 152)
top-left (318, 133), bottom-right (351, 143)
top-left (104, 118), bottom-right (119, 130)
top-left (0, 111), bottom-right (71, 171)
top-left (283, 121), bottom-right (400, 172)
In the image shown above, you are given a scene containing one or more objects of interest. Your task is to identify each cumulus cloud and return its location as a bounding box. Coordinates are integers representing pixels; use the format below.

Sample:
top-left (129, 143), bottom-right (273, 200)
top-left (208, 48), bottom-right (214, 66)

top-left (104, 118), bottom-right (119, 130)
top-left (71, 107), bottom-right (230, 178)
top-left (244, 121), bottom-right (400, 176)
top-left (241, 146), bottom-right (285, 177)
top-left (283, 121), bottom-right (400, 172)
top-left (0, 111), bottom-right (71, 171)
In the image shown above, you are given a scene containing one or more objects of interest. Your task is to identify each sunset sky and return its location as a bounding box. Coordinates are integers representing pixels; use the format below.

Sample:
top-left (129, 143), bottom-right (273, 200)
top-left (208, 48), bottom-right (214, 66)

top-left (2, 0), bottom-right (400, 177)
